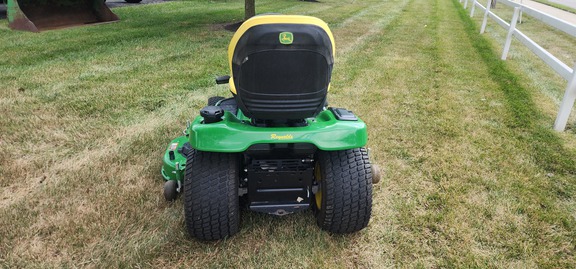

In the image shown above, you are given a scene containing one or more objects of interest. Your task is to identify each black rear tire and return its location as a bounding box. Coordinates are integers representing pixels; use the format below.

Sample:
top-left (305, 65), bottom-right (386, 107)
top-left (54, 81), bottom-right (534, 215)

top-left (125, 0), bottom-right (142, 3)
top-left (314, 148), bottom-right (373, 233)
top-left (183, 150), bottom-right (240, 240)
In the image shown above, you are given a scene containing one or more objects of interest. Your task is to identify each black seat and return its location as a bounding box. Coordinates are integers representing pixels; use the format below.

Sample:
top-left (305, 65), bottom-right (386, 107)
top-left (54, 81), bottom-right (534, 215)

top-left (228, 15), bottom-right (335, 121)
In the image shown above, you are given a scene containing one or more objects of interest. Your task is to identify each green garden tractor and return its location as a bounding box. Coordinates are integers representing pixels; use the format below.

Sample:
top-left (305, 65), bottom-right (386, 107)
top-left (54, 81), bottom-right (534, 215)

top-left (161, 14), bottom-right (380, 240)
top-left (6, 0), bottom-right (140, 32)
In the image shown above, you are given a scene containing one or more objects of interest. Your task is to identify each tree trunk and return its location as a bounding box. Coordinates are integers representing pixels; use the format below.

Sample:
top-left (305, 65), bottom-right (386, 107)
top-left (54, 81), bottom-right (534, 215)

top-left (491, 0), bottom-right (497, 8)
top-left (245, 0), bottom-right (255, 21)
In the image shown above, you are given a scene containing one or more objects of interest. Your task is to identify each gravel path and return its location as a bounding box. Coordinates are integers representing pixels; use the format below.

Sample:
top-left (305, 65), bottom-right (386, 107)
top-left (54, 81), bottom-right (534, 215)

top-left (547, 0), bottom-right (576, 10)
top-left (520, 0), bottom-right (576, 24)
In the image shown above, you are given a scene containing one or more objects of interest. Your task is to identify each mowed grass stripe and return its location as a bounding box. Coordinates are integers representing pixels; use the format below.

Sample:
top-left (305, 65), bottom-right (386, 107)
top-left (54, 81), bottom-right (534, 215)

top-left (329, 0), bottom-right (494, 266)
top-left (452, 1), bottom-right (576, 266)
top-left (454, 1), bottom-right (576, 175)
top-left (0, 0), bottom-right (405, 203)
top-left (0, 1), bottom-right (407, 267)
top-left (1, 0), bottom-right (576, 267)
top-left (329, 0), bottom-right (576, 266)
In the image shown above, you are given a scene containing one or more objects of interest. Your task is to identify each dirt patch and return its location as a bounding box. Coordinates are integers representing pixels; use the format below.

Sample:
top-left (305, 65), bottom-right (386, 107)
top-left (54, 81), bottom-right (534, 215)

top-left (224, 21), bottom-right (243, 32)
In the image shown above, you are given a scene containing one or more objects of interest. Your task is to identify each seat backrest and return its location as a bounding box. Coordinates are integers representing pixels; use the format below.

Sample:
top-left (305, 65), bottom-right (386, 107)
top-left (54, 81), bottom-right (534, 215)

top-left (228, 15), bottom-right (335, 121)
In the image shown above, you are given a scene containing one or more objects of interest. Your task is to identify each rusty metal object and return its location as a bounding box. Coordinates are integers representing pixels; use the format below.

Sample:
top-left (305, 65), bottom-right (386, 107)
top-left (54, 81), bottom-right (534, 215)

top-left (7, 0), bottom-right (119, 32)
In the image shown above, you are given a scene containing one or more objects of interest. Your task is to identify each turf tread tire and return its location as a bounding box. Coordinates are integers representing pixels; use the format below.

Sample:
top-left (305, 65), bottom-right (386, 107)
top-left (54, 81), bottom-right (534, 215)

top-left (183, 150), bottom-right (240, 240)
top-left (316, 148), bottom-right (372, 233)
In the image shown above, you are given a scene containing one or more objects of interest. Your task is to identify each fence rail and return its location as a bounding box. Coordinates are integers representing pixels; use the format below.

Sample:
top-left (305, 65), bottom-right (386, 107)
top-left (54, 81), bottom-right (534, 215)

top-left (461, 0), bottom-right (576, 131)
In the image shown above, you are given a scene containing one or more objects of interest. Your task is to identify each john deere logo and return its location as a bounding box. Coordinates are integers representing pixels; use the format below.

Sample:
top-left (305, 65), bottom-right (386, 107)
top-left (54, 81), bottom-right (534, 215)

top-left (279, 32), bottom-right (294, 45)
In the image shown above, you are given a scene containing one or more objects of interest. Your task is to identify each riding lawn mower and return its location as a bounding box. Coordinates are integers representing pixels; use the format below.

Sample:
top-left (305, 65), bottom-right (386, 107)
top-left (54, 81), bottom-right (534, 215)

top-left (161, 14), bottom-right (380, 240)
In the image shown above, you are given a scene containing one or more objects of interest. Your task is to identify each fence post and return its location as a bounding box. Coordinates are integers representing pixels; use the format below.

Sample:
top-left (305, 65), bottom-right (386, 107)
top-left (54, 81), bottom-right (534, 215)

top-left (480, 0), bottom-right (492, 33)
top-left (470, 0), bottom-right (477, 17)
top-left (501, 7), bottom-right (521, 60)
top-left (519, 0), bottom-right (523, 24)
top-left (554, 64), bottom-right (576, 131)
top-left (464, 0), bottom-right (469, 9)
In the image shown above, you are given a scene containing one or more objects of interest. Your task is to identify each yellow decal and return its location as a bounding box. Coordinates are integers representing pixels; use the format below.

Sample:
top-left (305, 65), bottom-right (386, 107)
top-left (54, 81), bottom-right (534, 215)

top-left (270, 134), bottom-right (294, 140)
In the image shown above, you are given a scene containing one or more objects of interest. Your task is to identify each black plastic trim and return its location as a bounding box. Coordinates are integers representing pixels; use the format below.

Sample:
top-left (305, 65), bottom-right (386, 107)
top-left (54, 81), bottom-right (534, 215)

top-left (329, 107), bottom-right (358, 121)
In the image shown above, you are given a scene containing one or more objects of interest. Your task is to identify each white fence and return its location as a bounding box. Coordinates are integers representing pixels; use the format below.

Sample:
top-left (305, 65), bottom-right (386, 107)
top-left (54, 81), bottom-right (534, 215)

top-left (462, 0), bottom-right (576, 131)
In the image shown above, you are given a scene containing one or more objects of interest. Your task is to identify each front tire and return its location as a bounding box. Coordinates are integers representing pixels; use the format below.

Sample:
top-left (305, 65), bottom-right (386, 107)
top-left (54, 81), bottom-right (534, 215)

top-left (314, 148), bottom-right (373, 233)
top-left (183, 151), bottom-right (240, 240)
top-left (163, 180), bottom-right (178, 201)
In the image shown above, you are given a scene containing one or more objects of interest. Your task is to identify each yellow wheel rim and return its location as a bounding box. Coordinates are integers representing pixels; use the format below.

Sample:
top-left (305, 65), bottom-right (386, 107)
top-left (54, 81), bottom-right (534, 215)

top-left (314, 162), bottom-right (322, 209)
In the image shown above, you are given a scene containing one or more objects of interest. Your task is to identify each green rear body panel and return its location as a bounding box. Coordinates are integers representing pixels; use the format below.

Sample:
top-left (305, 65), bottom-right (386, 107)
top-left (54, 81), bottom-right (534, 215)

top-left (189, 109), bottom-right (367, 152)
top-left (161, 108), bottom-right (367, 182)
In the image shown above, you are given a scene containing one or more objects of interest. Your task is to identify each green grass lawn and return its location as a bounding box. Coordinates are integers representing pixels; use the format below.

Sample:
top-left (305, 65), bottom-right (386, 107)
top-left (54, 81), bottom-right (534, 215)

top-left (1, 0), bottom-right (576, 267)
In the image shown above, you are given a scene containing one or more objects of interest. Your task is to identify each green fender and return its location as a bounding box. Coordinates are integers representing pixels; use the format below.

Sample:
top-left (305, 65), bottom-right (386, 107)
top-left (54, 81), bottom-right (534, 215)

top-left (189, 109), bottom-right (368, 152)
